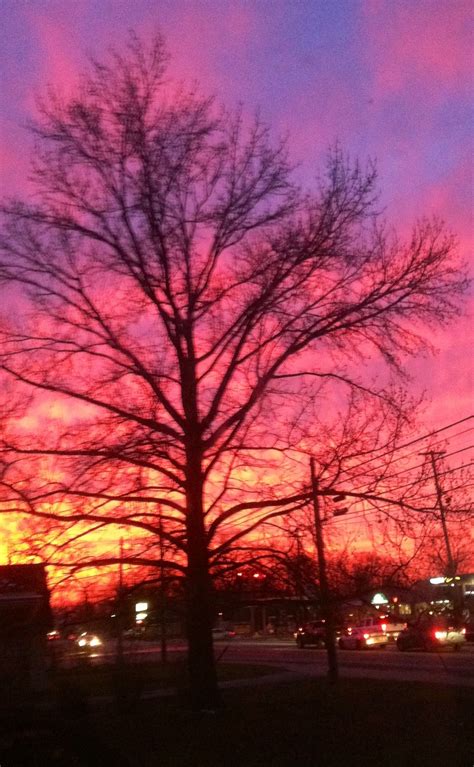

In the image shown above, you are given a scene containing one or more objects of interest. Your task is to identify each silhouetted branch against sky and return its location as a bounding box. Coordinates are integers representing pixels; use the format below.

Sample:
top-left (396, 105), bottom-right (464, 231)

top-left (0, 32), bottom-right (470, 707)
top-left (0, 33), bottom-right (469, 564)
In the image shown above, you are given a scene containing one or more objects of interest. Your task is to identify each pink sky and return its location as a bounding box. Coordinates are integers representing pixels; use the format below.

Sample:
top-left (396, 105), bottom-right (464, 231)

top-left (1, 0), bottom-right (471, 433)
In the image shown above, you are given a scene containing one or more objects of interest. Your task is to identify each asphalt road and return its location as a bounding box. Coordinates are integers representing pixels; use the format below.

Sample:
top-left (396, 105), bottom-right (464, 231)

top-left (63, 638), bottom-right (474, 687)
top-left (220, 640), bottom-right (474, 687)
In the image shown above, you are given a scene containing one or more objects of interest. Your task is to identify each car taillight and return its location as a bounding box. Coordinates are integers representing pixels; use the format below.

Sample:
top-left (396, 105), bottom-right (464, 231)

top-left (381, 623), bottom-right (387, 632)
top-left (434, 630), bottom-right (447, 640)
top-left (363, 633), bottom-right (369, 640)
top-left (461, 627), bottom-right (466, 635)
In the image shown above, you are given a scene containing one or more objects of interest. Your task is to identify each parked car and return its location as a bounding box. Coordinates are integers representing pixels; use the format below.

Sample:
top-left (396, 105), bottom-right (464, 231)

top-left (396, 616), bottom-right (466, 652)
top-left (212, 627), bottom-right (236, 641)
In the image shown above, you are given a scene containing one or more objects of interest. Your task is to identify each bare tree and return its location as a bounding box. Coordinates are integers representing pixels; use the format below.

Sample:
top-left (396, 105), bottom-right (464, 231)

top-left (0, 33), bottom-right (468, 708)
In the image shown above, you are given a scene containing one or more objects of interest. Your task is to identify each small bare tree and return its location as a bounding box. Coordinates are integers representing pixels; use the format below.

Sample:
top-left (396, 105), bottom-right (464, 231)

top-left (0, 34), bottom-right (468, 708)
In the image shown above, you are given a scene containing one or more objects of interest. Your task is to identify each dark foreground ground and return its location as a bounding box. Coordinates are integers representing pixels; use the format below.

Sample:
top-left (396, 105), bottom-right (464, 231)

top-left (0, 671), bottom-right (472, 766)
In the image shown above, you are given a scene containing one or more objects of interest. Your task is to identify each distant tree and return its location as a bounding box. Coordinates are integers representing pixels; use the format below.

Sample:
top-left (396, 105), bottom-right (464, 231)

top-left (328, 552), bottom-right (410, 603)
top-left (0, 33), bottom-right (468, 708)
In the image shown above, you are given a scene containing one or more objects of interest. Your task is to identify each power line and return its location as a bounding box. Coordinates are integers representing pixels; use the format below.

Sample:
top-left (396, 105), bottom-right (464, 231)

top-left (328, 415), bottom-right (473, 485)
top-left (441, 444), bottom-right (474, 460)
top-left (328, 461), bottom-right (474, 524)
top-left (215, 453), bottom-right (473, 536)
top-left (343, 443), bottom-right (474, 494)
top-left (336, 429), bottom-right (474, 487)
top-left (179, 419), bottom-right (474, 539)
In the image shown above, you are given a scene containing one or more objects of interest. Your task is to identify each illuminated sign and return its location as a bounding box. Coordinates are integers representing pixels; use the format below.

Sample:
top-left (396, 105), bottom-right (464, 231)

top-left (429, 576), bottom-right (461, 585)
top-left (135, 601), bottom-right (148, 623)
top-left (371, 592), bottom-right (388, 605)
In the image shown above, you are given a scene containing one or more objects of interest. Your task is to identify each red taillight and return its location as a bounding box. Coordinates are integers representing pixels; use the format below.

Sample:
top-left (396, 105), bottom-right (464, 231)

top-left (363, 633), bottom-right (369, 639)
top-left (381, 623), bottom-right (387, 632)
top-left (461, 627), bottom-right (466, 635)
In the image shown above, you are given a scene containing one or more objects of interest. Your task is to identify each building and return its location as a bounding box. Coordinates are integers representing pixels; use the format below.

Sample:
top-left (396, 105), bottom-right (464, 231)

top-left (0, 563), bottom-right (52, 702)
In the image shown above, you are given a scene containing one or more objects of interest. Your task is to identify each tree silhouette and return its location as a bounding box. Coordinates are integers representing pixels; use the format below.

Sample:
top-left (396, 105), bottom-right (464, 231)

top-left (0, 33), bottom-right (468, 708)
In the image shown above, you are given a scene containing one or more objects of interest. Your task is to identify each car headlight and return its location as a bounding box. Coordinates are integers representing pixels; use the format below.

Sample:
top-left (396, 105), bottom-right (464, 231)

top-left (434, 631), bottom-right (447, 640)
top-left (89, 636), bottom-right (102, 647)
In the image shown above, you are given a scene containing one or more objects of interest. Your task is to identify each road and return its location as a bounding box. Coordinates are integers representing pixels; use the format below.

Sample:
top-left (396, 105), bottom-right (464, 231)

top-left (63, 638), bottom-right (474, 687)
top-left (220, 640), bottom-right (474, 687)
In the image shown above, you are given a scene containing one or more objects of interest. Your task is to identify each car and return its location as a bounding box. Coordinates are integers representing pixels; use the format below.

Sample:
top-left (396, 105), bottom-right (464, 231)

top-left (294, 621), bottom-right (345, 648)
top-left (338, 615), bottom-right (407, 650)
top-left (373, 615), bottom-right (407, 641)
top-left (124, 626), bottom-right (146, 639)
top-left (339, 618), bottom-right (389, 650)
top-left (74, 631), bottom-right (103, 651)
top-left (396, 616), bottom-right (466, 652)
top-left (212, 627), bottom-right (236, 641)
top-left (295, 620), bottom-right (327, 648)
top-left (465, 625), bottom-right (474, 643)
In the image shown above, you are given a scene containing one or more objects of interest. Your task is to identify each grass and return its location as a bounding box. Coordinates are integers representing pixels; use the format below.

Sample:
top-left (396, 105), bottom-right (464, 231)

top-left (50, 659), bottom-right (277, 698)
top-left (92, 678), bottom-right (473, 767)
top-left (0, 676), bottom-right (472, 766)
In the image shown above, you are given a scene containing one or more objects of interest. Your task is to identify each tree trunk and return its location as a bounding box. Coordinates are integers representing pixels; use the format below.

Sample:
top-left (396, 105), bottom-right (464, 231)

top-left (185, 448), bottom-right (220, 710)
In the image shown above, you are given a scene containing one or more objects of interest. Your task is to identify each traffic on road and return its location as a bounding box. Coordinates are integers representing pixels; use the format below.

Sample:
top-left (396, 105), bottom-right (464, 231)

top-left (49, 629), bottom-right (474, 687)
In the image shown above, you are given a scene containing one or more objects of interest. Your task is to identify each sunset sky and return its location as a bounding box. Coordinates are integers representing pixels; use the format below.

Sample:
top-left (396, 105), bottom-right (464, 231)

top-left (0, 1), bottom-right (472, 596)
top-left (1, 0), bottom-right (472, 429)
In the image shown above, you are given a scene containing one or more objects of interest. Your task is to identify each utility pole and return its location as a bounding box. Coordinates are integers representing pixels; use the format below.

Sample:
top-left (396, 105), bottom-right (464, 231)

top-left (425, 451), bottom-right (455, 574)
top-left (116, 536), bottom-right (125, 666)
top-left (310, 458), bottom-right (338, 684)
top-left (159, 513), bottom-right (168, 665)
top-left (423, 450), bottom-right (462, 622)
